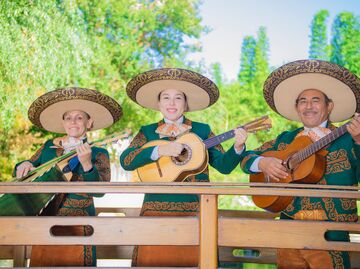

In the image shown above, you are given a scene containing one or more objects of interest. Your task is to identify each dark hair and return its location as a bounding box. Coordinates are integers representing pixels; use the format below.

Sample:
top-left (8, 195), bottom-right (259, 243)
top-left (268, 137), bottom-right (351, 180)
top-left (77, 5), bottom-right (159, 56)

top-left (295, 90), bottom-right (333, 106)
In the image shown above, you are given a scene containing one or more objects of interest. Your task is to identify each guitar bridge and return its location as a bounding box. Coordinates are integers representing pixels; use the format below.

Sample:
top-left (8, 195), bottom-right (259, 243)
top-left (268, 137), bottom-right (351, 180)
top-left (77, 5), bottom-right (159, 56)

top-left (155, 161), bottom-right (163, 177)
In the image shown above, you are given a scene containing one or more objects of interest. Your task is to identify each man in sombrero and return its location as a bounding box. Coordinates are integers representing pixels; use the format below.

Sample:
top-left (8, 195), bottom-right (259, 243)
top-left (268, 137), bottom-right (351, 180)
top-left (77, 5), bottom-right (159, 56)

top-left (120, 68), bottom-right (248, 267)
top-left (15, 87), bottom-right (122, 266)
top-left (240, 59), bottom-right (360, 268)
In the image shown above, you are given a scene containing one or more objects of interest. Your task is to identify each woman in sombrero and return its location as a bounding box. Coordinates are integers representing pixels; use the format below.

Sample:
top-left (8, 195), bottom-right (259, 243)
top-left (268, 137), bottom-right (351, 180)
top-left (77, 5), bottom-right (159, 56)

top-left (240, 59), bottom-right (360, 269)
top-left (15, 87), bottom-right (122, 266)
top-left (120, 68), bottom-right (248, 267)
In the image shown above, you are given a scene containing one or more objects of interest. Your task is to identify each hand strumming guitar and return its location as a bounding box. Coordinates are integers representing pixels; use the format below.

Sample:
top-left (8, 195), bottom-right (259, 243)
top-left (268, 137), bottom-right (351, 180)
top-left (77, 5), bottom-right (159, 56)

top-left (258, 157), bottom-right (288, 182)
top-left (158, 142), bottom-right (185, 157)
top-left (16, 161), bottom-right (35, 179)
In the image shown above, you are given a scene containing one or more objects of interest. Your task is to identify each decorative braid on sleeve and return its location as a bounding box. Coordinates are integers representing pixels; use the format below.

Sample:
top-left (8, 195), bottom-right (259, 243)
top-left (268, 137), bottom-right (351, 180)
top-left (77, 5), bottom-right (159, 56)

top-left (95, 152), bottom-right (111, 182)
top-left (240, 153), bottom-right (258, 170)
top-left (129, 131), bottom-right (147, 148)
top-left (124, 148), bottom-right (145, 166)
top-left (255, 139), bottom-right (276, 152)
top-left (29, 144), bottom-right (45, 163)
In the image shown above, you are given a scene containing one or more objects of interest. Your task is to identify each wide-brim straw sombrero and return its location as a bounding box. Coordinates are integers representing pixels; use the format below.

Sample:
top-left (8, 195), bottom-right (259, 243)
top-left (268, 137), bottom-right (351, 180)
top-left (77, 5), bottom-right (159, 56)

top-left (28, 87), bottom-right (122, 133)
top-left (126, 68), bottom-right (219, 111)
top-left (263, 59), bottom-right (360, 122)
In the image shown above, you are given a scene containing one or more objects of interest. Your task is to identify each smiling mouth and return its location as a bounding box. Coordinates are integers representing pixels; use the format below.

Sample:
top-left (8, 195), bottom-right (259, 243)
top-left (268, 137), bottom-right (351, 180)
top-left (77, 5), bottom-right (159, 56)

top-left (303, 111), bottom-right (317, 116)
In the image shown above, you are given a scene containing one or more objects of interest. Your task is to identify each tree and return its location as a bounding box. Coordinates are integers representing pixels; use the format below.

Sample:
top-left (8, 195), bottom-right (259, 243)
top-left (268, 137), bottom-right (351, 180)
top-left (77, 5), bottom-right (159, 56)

top-left (253, 27), bottom-right (270, 94)
top-left (210, 62), bottom-right (223, 88)
top-left (237, 36), bottom-right (257, 85)
top-left (330, 12), bottom-right (360, 76)
top-left (309, 10), bottom-right (330, 60)
top-left (0, 0), bottom-right (206, 180)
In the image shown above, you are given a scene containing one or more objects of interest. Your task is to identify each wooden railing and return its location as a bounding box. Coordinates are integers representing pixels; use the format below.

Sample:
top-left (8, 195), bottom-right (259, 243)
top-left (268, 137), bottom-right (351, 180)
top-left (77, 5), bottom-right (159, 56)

top-left (0, 182), bottom-right (360, 268)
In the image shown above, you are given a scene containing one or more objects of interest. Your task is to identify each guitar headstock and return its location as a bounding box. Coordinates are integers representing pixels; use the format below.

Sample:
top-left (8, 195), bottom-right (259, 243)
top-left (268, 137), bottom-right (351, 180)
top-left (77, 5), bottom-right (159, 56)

top-left (242, 115), bottom-right (272, 133)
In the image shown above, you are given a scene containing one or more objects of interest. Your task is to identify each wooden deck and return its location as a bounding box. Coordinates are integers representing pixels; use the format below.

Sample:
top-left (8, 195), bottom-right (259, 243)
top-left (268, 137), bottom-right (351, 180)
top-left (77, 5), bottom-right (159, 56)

top-left (0, 182), bottom-right (360, 268)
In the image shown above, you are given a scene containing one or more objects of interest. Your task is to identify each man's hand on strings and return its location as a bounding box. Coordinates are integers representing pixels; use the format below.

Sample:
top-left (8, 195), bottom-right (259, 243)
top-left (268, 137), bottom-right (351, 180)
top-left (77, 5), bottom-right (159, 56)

top-left (258, 157), bottom-right (288, 182)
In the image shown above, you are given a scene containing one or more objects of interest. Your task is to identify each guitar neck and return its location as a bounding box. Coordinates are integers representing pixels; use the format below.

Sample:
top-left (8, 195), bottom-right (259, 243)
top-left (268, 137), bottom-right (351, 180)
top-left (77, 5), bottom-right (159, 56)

top-left (204, 129), bottom-right (236, 149)
top-left (294, 124), bottom-right (348, 163)
top-left (16, 132), bottom-right (128, 182)
top-left (202, 116), bottom-right (271, 149)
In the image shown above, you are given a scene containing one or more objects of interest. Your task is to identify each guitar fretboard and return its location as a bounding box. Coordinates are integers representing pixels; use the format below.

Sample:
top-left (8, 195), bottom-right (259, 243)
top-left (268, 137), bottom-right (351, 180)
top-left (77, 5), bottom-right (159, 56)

top-left (200, 116), bottom-right (270, 150)
top-left (204, 129), bottom-right (236, 149)
top-left (292, 124), bottom-right (348, 165)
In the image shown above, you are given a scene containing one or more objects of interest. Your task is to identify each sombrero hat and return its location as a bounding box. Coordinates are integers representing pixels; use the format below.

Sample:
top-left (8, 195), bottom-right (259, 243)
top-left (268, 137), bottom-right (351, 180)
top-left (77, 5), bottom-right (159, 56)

top-left (28, 87), bottom-right (122, 133)
top-left (126, 68), bottom-right (219, 111)
top-left (263, 59), bottom-right (360, 122)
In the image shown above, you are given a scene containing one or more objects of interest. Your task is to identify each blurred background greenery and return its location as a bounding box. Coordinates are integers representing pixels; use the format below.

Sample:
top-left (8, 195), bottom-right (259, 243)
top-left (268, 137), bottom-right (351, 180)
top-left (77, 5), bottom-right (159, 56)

top-left (0, 0), bottom-right (359, 192)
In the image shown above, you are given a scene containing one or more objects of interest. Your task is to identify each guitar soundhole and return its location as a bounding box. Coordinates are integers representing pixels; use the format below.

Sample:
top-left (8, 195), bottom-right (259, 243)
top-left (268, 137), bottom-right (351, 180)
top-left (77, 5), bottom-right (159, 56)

top-left (171, 144), bottom-right (192, 165)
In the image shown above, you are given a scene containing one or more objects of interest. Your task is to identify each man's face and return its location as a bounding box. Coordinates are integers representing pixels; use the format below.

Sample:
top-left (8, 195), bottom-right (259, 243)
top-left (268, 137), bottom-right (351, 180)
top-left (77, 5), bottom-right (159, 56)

top-left (296, 89), bottom-right (334, 128)
top-left (62, 110), bottom-right (93, 138)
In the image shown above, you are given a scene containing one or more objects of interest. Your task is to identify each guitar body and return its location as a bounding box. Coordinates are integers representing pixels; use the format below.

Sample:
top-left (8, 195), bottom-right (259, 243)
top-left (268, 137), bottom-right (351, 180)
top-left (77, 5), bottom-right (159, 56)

top-left (250, 135), bottom-right (327, 212)
top-left (135, 133), bottom-right (208, 182)
top-left (0, 165), bottom-right (66, 216)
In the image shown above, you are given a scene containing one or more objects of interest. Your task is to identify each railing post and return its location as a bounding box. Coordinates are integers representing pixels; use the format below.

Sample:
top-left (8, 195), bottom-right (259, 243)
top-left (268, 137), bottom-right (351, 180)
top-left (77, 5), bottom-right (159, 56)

top-left (199, 194), bottom-right (218, 269)
top-left (13, 246), bottom-right (26, 267)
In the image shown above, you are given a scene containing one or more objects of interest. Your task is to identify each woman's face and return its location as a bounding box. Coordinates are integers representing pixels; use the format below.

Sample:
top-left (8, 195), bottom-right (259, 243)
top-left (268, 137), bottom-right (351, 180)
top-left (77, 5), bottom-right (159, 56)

top-left (158, 89), bottom-right (187, 121)
top-left (62, 110), bottom-right (93, 138)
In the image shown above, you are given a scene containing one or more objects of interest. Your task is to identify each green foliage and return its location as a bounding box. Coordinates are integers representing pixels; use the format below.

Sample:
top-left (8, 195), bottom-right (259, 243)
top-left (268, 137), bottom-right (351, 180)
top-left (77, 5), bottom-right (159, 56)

top-left (0, 0), bottom-right (205, 180)
top-left (210, 62), bottom-right (223, 88)
top-left (330, 12), bottom-right (360, 76)
top-left (309, 10), bottom-right (330, 60)
top-left (307, 10), bottom-right (359, 76)
top-left (238, 36), bottom-right (257, 84)
top-left (253, 27), bottom-right (270, 91)
top-left (0, 1), bottom-right (92, 129)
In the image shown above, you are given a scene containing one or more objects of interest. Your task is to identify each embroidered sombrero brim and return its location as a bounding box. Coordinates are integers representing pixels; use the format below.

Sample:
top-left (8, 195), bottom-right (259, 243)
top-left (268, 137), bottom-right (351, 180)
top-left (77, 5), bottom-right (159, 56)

top-left (28, 87), bottom-right (122, 133)
top-left (126, 68), bottom-right (219, 111)
top-left (264, 59), bottom-right (360, 122)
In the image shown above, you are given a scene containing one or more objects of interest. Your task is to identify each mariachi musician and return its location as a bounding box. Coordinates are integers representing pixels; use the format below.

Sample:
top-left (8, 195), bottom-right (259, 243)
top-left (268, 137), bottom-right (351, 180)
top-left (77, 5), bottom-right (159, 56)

top-left (120, 68), bottom-right (248, 267)
top-left (14, 87), bottom-right (122, 266)
top-left (240, 60), bottom-right (360, 269)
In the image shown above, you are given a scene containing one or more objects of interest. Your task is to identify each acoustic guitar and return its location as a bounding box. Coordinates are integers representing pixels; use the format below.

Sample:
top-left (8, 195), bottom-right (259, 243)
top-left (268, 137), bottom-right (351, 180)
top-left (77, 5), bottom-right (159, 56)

top-left (250, 122), bottom-right (352, 213)
top-left (134, 116), bottom-right (271, 182)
